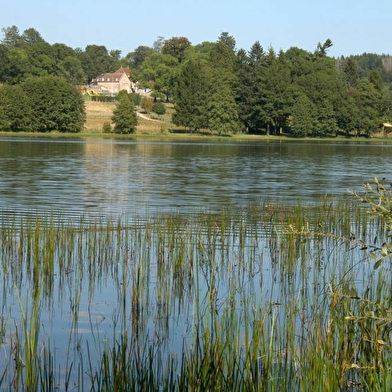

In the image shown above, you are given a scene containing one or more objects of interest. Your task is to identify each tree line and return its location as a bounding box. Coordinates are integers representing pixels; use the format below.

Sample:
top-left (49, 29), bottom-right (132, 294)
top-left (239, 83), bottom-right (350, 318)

top-left (1, 25), bottom-right (392, 136)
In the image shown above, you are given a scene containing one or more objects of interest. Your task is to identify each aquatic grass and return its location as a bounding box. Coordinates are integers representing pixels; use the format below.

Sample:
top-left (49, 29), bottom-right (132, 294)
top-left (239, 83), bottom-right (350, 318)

top-left (13, 279), bottom-right (43, 391)
top-left (0, 196), bottom-right (391, 390)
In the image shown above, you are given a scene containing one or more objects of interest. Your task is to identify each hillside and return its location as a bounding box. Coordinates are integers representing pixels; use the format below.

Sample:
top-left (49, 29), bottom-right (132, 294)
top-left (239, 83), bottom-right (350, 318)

top-left (84, 101), bottom-right (179, 134)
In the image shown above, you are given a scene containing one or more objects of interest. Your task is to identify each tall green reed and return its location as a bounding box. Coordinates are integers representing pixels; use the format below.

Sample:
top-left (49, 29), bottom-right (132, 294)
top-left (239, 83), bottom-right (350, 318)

top-left (0, 194), bottom-right (391, 390)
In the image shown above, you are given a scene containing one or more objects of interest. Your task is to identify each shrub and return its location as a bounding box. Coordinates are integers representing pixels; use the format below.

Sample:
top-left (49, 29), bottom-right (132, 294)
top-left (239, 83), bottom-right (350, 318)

top-left (152, 102), bottom-right (166, 116)
top-left (102, 122), bottom-right (112, 133)
top-left (140, 97), bottom-right (153, 113)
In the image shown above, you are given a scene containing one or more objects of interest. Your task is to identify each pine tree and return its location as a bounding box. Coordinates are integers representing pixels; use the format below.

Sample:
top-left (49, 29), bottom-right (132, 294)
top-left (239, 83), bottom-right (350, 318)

top-left (172, 59), bottom-right (211, 132)
top-left (207, 83), bottom-right (241, 134)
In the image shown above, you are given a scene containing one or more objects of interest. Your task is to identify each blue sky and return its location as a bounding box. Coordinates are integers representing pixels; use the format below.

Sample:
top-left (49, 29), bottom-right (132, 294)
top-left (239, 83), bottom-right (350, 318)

top-left (1, 0), bottom-right (391, 58)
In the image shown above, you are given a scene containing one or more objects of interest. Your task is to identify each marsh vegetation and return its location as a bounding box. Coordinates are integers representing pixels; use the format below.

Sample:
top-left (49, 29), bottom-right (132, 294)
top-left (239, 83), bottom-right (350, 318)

top-left (1, 183), bottom-right (391, 390)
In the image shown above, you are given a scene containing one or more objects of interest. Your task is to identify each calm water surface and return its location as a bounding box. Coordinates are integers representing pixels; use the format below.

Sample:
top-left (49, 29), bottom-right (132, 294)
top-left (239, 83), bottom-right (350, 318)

top-left (1, 137), bottom-right (391, 218)
top-left (0, 137), bottom-right (389, 388)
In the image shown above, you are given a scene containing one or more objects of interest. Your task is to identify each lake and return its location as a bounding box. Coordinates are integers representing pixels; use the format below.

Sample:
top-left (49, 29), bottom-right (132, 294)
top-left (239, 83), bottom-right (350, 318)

top-left (0, 137), bottom-right (390, 389)
top-left (1, 138), bottom-right (391, 219)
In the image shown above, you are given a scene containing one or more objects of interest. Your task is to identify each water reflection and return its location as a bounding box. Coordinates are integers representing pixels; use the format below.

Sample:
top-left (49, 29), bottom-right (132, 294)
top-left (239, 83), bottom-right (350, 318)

top-left (1, 138), bottom-right (392, 219)
top-left (0, 138), bottom-right (390, 389)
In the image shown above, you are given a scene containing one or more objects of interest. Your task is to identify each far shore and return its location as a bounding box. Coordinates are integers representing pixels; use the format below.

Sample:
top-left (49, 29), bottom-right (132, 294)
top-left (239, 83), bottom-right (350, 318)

top-left (1, 130), bottom-right (392, 144)
top-left (1, 100), bottom-right (391, 143)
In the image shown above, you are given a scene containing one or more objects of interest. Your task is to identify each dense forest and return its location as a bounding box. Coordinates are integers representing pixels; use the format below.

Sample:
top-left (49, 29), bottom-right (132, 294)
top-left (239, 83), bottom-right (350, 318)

top-left (1, 25), bottom-right (392, 136)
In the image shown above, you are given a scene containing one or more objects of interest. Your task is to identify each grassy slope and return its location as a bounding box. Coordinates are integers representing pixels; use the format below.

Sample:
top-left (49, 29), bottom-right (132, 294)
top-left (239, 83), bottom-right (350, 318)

top-left (1, 100), bottom-right (391, 141)
top-left (85, 101), bottom-right (182, 136)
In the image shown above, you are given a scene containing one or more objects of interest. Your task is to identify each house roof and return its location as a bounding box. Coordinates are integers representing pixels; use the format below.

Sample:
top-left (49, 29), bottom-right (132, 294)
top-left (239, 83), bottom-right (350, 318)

top-left (92, 68), bottom-right (131, 83)
top-left (114, 67), bottom-right (131, 77)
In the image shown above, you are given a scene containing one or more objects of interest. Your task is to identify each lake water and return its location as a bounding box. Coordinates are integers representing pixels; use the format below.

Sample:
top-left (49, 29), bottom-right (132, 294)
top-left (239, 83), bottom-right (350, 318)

top-left (0, 137), bottom-right (390, 388)
top-left (1, 137), bottom-right (391, 219)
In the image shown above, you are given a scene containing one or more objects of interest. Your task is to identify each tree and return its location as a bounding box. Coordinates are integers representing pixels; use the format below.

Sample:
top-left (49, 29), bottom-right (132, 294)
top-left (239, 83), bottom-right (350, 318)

top-left (22, 28), bottom-right (45, 44)
top-left (261, 50), bottom-right (291, 135)
top-left (207, 82), bottom-right (241, 134)
top-left (342, 57), bottom-right (359, 88)
top-left (355, 78), bottom-right (382, 136)
top-left (77, 45), bottom-right (121, 82)
top-left (152, 102), bottom-right (166, 116)
top-left (368, 70), bottom-right (383, 92)
top-left (314, 38), bottom-right (333, 57)
top-left (288, 91), bottom-right (315, 137)
top-left (162, 37), bottom-right (191, 63)
top-left (21, 76), bottom-right (86, 132)
top-left (4, 47), bottom-right (30, 83)
top-left (139, 52), bottom-right (178, 102)
top-left (335, 89), bottom-right (360, 136)
top-left (52, 43), bottom-right (76, 60)
top-left (248, 41), bottom-right (265, 66)
top-left (294, 53), bottom-right (342, 136)
top-left (127, 45), bottom-right (155, 68)
top-left (217, 32), bottom-right (236, 52)
top-left (210, 41), bottom-right (237, 74)
top-left (58, 56), bottom-right (86, 85)
top-left (1, 25), bottom-right (21, 47)
top-left (110, 49), bottom-right (122, 60)
top-left (140, 96), bottom-right (153, 113)
top-left (172, 59), bottom-right (211, 132)
top-left (185, 41), bottom-right (216, 62)
top-left (112, 95), bottom-right (138, 134)
top-left (153, 36), bottom-right (165, 53)
top-left (0, 84), bottom-right (32, 131)
top-left (236, 42), bottom-right (268, 133)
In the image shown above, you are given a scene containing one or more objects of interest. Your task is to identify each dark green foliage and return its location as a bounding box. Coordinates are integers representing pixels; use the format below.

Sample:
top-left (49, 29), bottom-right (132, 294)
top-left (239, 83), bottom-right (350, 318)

top-left (102, 122), bottom-right (112, 133)
top-left (152, 102), bottom-right (166, 116)
top-left (0, 84), bottom-right (32, 131)
top-left (162, 37), bottom-right (191, 63)
top-left (129, 93), bottom-right (141, 107)
top-left (58, 56), bottom-right (86, 85)
top-left (342, 57), bottom-right (359, 88)
top-left (21, 76), bottom-right (86, 132)
top-left (355, 78), bottom-right (382, 136)
top-left (77, 44), bottom-right (121, 83)
top-left (112, 95), bottom-right (138, 134)
top-left (1, 25), bottom-right (22, 47)
top-left (172, 59), bottom-right (211, 131)
top-left (1, 25), bottom-right (392, 137)
top-left (126, 45), bottom-right (155, 69)
top-left (139, 52), bottom-right (178, 102)
top-left (209, 41), bottom-right (237, 74)
top-left (288, 92), bottom-right (315, 137)
top-left (217, 31), bottom-right (236, 51)
top-left (314, 38), bottom-right (333, 57)
top-left (207, 83), bottom-right (241, 134)
top-left (116, 89), bottom-right (129, 101)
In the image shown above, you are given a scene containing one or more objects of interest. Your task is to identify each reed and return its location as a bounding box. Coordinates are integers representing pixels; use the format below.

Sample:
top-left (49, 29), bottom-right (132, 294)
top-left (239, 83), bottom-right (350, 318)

top-left (0, 192), bottom-right (391, 390)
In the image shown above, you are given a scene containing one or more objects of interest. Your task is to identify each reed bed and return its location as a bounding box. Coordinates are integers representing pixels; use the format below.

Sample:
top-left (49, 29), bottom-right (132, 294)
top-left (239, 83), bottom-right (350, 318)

top-left (0, 195), bottom-right (391, 391)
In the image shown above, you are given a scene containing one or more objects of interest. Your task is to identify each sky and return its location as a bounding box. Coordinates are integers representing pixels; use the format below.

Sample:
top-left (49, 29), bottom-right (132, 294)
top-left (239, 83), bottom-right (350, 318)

top-left (1, 0), bottom-right (391, 58)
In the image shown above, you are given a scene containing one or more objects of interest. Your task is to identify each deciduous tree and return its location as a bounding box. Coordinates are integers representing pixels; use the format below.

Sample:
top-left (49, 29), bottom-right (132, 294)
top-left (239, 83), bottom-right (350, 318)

top-left (21, 76), bottom-right (86, 132)
top-left (162, 37), bottom-right (191, 63)
top-left (0, 84), bottom-right (32, 131)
